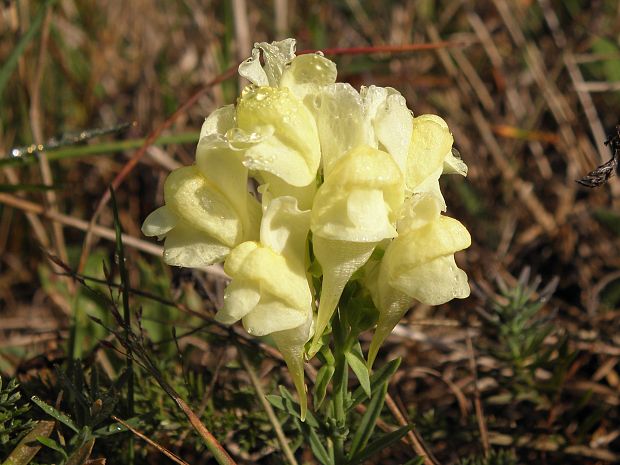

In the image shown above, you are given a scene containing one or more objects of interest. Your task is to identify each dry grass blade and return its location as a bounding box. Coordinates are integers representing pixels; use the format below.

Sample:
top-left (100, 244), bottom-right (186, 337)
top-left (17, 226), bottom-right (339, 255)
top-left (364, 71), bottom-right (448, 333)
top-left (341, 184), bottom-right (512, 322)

top-left (111, 416), bottom-right (191, 465)
top-left (237, 347), bottom-right (299, 465)
top-left (103, 312), bottom-right (238, 465)
top-left (384, 394), bottom-right (440, 465)
top-left (0, 192), bottom-right (227, 278)
top-left (466, 332), bottom-right (490, 457)
top-left (301, 40), bottom-right (471, 57)
top-left (1, 420), bottom-right (55, 465)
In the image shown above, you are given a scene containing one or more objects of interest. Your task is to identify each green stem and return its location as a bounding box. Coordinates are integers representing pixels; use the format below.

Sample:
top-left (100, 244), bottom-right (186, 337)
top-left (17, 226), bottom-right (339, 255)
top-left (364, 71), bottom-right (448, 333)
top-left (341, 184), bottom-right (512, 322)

top-left (331, 310), bottom-right (349, 465)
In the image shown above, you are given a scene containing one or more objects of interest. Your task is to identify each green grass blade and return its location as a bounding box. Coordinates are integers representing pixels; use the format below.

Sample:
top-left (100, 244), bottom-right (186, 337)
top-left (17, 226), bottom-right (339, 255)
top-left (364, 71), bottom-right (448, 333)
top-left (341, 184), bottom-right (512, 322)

top-left (347, 425), bottom-right (413, 465)
top-left (36, 436), bottom-right (68, 460)
top-left (348, 371), bottom-right (393, 457)
top-left (344, 343), bottom-right (371, 398)
top-left (31, 396), bottom-right (79, 433)
top-left (110, 187), bottom-right (135, 464)
top-left (349, 358), bottom-right (400, 410)
top-left (0, 132), bottom-right (199, 168)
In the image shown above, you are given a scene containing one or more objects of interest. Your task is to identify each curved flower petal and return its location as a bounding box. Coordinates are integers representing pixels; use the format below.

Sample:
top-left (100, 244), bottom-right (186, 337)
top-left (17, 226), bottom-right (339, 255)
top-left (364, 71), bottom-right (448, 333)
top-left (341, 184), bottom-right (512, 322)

top-left (311, 145), bottom-right (404, 242)
top-left (223, 242), bottom-right (311, 314)
top-left (164, 166), bottom-right (244, 247)
top-left (384, 216), bottom-right (471, 290)
top-left (199, 104), bottom-right (235, 140)
top-left (280, 53), bottom-right (338, 103)
top-left (238, 38), bottom-right (297, 87)
top-left (215, 279), bottom-right (261, 324)
top-left (141, 205), bottom-right (178, 238)
top-left (196, 129), bottom-right (262, 243)
top-left (242, 296), bottom-right (309, 336)
top-left (407, 115), bottom-right (453, 189)
top-left (163, 222), bottom-right (231, 268)
top-left (396, 192), bottom-right (442, 233)
top-left (406, 114), bottom-right (464, 209)
top-left (309, 145), bottom-right (404, 351)
top-left (142, 163), bottom-right (256, 268)
top-left (236, 86), bottom-right (321, 187)
top-left (361, 85), bottom-right (413, 175)
top-left (217, 197), bottom-right (313, 419)
top-left (316, 83), bottom-right (375, 176)
top-left (259, 196), bottom-right (311, 271)
top-left (259, 172), bottom-right (317, 211)
top-left (367, 215), bottom-right (471, 367)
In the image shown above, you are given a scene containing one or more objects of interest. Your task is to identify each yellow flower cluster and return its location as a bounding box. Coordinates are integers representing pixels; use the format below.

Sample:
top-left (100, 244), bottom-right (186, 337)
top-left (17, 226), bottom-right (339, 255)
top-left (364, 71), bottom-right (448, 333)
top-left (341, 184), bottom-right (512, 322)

top-left (143, 38), bottom-right (471, 418)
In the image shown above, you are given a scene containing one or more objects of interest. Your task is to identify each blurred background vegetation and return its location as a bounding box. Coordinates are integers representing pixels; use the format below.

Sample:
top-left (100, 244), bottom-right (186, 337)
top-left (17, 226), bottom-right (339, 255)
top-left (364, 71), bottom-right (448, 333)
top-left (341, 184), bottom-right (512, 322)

top-left (0, 0), bottom-right (619, 464)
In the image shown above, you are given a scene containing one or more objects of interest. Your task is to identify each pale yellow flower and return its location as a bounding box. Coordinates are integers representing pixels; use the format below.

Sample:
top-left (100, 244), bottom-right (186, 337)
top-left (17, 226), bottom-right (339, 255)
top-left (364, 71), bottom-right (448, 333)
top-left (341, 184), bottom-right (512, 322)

top-left (141, 106), bottom-right (261, 267)
top-left (366, 214), bottom-right (471, 367)
top-left (143, 38), bottom-right (473, 411)
top-left (236, 85), bottom-right (321, 188)
top-left (309, 145), bottom-right (404, 354)
top-left (215, 197), bottom-right (313, 419)
top-left (406, 114), bottom-right (467, 210)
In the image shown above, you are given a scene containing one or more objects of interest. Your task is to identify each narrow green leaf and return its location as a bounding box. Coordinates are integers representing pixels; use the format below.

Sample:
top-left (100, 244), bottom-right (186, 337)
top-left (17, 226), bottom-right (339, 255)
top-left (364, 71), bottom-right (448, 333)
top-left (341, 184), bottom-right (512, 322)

top-left (110, 187), bottom-right (134, 420)
top-left (277, 389), bottom-right (331, 464)
top-left (307, 427), bottom-right (332, 465)
top-left (36, 436), bottom-right (68, 459)
top-left (347, 425), bottom-right (413, 465)
top-left (345, 343), bottom-right (371, 398)
top-left (348, 374), bottom-right (390, 457)
top-left (349, 358), bottom-right (400, 410)
top-left (265, 394), bottom-right (285, 411)
top-left (1, 420), bottom-right (54, 465)
top-left (313, 364), bottom-right (335, 409)
top-left (31, 396), bottom-right (79, 433)
top-left (278, 386), bottom-right (320, 428)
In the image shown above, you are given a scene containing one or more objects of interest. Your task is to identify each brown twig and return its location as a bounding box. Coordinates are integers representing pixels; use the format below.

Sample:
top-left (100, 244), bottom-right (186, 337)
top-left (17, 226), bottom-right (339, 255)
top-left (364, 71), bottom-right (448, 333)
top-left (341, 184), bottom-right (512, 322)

top-left (111, 415), bottom-right (191, 465)
top-left (238, 347), bottom-right (299, 465)
top-left (0, 191), bottom-right (228, 278)
top-left (466, 331), bottom-right (490, 457)
top-left (385, 393), bottom-right (441, 465)
top-left (301, 40), bottom-right (471, 57)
